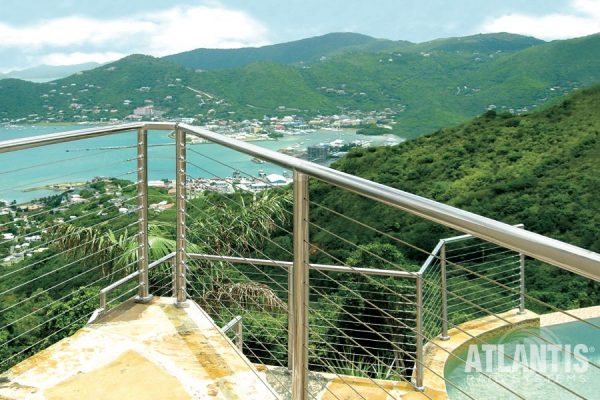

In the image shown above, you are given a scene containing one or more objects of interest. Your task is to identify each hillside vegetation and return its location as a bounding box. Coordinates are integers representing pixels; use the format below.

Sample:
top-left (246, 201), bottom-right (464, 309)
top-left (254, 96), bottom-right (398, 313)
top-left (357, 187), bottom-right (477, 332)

top-left (2, 85), bottom-right (599, 375)
top-left (308, 85), bottom-right (600, 309)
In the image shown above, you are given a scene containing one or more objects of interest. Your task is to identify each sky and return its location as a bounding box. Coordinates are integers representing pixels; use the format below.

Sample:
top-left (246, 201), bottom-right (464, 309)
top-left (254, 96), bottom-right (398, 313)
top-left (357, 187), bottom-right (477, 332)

top-left (0, 0), bottom-right (599, 72)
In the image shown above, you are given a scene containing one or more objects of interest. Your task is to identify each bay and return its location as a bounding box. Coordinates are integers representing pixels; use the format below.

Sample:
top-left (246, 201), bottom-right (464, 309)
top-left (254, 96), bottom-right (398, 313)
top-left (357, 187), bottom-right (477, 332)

top-left (0, 125), bottom-right (400, 203)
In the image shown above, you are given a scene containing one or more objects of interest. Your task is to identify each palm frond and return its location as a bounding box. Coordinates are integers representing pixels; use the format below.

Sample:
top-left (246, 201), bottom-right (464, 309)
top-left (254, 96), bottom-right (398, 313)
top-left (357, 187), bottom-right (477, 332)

top-left (201, 282), bottom-right (286, 312)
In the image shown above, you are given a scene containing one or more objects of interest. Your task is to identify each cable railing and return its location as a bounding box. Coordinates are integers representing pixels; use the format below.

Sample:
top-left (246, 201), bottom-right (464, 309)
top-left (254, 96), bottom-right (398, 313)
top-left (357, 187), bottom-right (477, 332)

top-left (420, 227), bottom-right (525, 342)
top-left (0, 122), bottom-right (599, 400)
top-left (0, 132), bottom-right (149, 370)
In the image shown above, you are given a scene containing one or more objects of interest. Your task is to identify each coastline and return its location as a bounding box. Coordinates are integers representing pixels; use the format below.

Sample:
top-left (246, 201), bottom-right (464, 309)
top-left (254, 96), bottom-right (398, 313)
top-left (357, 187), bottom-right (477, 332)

top-left (166, 130), bottom-right (276, 144)
top-left (2, 124), bottom-right (397, 204)
top-left (23, 182), bottom-right (87, 193)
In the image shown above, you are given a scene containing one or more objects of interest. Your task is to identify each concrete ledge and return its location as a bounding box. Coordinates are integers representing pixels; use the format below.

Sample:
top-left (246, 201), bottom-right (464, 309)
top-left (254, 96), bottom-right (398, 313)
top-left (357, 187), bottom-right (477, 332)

top-left (260, 365), bottom-right (448, 399)
top-left (421, 309), bottom-right (540, 398)
top-left (540, 305), bottom-right (600, 326)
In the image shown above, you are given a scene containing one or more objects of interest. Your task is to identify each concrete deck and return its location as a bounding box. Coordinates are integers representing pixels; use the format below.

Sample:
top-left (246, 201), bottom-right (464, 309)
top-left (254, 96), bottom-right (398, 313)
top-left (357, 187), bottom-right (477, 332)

top-left (0, 297), bottom-right (277, 400)
top-left (540, 305), bottom-right (600, 326)
top-left (260, 366), bottom-right (447, 400)
top-left (0, 299), bottom-right (555, 400)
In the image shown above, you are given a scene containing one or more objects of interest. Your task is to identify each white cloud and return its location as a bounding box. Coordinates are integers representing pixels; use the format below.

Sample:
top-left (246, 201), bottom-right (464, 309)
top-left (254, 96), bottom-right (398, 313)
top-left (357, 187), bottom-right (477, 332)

top-left (147, 6), bottom-right (269, 54)
top-left (0, 4), bottom-right (270, 63)
top-left (0, 17), bottom-right (154, 48)
top-left (481, 0), bottom-right (600, 40)
top-left (41, 52), bottom-right (126, 66)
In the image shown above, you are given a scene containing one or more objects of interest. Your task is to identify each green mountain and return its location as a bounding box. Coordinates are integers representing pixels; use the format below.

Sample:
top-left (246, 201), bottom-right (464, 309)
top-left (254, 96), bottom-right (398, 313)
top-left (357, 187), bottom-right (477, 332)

top-left (309, 85), bottom-right (600, 309)
top-left (0, 55), bottom-right (202, 121)
top-left (163, 32), bottom-right (542, 71)
top-left (0, 79), bottom-right (48, 118)
top-left (163, 32), bottom-right (405, 70)
top-left (1, 33), bottom-right (599, 138)
top-left (188, 33), bottom-right (599, 135)
top-left (408, 32), bottom-right (543, 53)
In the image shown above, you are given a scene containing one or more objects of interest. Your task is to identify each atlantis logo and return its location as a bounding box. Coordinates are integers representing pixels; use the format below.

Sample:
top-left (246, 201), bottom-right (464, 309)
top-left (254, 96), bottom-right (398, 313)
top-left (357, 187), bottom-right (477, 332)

top-left (463, 328), bottom-right (594, 374)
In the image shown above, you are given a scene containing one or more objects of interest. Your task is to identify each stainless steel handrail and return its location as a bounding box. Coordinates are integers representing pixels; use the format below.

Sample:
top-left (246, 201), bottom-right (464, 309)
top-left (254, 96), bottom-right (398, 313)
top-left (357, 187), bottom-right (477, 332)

top-left (0, 122), bottom-right (178, 153)
top-left (0, 123), bottom-right (141, 153)
top-left (220, 315), bottom-right (243, 351)
top-left (187, 253), bottom-right (419, 278)
top-left (1, 122), bottom-right (599, 282)
top-left (98, 252), bottom-right (175, 310)
top-left (178, 123), bottom-right (600, 282)
top-left (419, 224), bottom-right (524, 274)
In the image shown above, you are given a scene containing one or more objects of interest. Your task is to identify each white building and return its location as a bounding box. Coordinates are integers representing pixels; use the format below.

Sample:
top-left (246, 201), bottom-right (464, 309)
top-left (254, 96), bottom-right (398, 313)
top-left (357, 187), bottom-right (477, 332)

top-left (2, 233), bottom-right (15, 241)
top-left (266, 174), bottom-right (292, 187)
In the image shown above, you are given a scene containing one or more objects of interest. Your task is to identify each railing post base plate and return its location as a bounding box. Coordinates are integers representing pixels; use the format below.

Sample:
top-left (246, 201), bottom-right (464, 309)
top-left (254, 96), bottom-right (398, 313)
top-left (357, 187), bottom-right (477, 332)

top-left (134, 294), bottom-right (154, 304)
top-left (175, 300), bottom-right (190, 308)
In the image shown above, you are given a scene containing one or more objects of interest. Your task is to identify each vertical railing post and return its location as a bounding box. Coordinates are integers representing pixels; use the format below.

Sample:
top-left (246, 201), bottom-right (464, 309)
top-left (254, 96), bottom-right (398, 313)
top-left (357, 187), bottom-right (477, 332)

top-left (99, 290), bottom-right (107, 311)
top-left (518, 252), bottom-right (526, 314)
top-left (291, 170), bottom-right (309, 400)
top-left (175, 126), bottom-right (188, 307)
top-left (288, 262), bottom-right (294, 370)
top-left (235, 319), bottom-right (243, 352)
top-left (171, 257), bottom-right (177, 298)
top-left (415, 273), bottom-right (424, 391)
top-left (440, 240), bottom-right (449, 339)
top-left (135, 127), bottom-right (152, 303)
top-left (518, 225), bottom-right (526, 314)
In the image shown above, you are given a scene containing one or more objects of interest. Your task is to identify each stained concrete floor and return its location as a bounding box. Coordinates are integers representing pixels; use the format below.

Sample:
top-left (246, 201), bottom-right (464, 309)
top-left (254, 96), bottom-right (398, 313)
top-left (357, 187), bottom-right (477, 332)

top-left (0, 299), bottom-right (550, 400)
top-left (0, 295), bottom-right (448, 400)
top-left (0, 297), bottom-right (277, 400)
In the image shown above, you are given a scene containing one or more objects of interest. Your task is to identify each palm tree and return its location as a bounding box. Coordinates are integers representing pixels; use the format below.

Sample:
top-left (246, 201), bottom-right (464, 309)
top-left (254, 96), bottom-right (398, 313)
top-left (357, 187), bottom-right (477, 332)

top-left (50, 222), bottom-right (182, 276)
top-left (49, 189), bottom-right (292, 308)
top-left (187, 190), bottom-right (291, 254)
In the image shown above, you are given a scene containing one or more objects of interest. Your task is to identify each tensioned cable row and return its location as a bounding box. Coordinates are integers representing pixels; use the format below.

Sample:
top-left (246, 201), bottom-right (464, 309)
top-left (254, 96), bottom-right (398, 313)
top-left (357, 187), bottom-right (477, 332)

top-left (310, 198), bottom-right (600, 331)
top-left (0, 258), bottom-right (139, 347)
top-left (0, 221), bottom-right (139, 301)
top-left (184, 158), bottom-right (599, 385)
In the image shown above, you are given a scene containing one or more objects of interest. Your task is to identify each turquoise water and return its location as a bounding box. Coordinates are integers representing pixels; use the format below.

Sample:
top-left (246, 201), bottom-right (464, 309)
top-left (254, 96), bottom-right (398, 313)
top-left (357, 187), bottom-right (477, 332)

top-left (445, 317), bottom-right (600, 399)
top-left (0, 125), bottom-right (398, 203)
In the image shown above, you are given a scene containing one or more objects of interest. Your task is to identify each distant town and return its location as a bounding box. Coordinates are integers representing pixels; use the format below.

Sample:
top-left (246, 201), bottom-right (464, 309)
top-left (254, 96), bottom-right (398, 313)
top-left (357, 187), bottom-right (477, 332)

top-left (0, 165), bottom-right (302, 267)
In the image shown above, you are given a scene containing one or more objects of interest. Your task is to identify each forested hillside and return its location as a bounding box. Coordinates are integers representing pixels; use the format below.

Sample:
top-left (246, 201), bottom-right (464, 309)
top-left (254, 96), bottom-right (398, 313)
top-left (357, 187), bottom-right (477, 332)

top-left (307, 85), bottom-right (600, 309)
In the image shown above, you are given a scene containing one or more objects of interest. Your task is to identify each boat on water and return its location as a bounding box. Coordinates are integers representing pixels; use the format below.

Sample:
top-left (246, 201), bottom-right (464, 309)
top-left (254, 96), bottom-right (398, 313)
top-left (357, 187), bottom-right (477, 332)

top-left (251, 157), bottom-right (265, 164)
